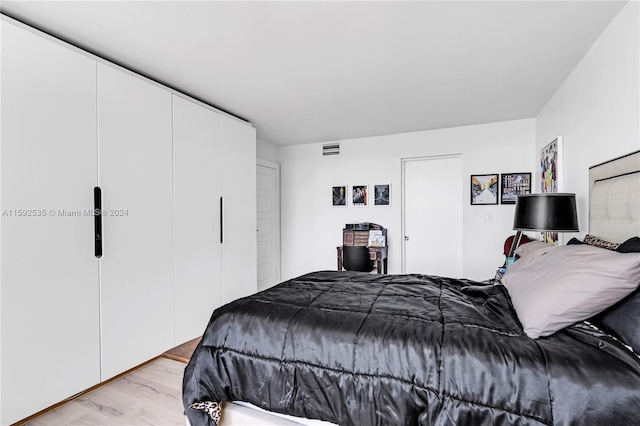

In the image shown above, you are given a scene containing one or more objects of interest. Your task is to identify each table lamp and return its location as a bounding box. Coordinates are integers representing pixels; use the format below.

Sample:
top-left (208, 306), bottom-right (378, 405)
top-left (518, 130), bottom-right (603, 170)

top-left (506, 193), bottom-right (579, 261)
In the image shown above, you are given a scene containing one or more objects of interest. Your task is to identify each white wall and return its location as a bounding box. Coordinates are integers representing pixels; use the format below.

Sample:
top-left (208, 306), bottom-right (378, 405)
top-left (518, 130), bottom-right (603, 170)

top-left (277, 2), bottom-right (638, 283)
top-left (280, 118), bottom-right (535, 282)
top-left (257, 138), bottom-right (280, 163)
top-left (536, 1), bottom-right (639, 238)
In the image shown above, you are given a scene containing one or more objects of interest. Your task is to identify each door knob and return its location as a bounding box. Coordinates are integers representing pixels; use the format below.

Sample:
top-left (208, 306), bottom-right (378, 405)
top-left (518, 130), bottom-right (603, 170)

top-left (404, 236), bottom-right (410, 241)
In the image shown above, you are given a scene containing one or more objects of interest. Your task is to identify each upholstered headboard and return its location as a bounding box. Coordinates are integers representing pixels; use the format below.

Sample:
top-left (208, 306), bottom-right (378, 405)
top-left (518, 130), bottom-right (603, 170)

top-left (589, 150), bottom-right (640, 242)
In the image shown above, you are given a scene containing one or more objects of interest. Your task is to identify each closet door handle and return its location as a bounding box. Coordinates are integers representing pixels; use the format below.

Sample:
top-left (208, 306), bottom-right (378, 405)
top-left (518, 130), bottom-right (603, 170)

top-left (220, 196), bottom-right (224, 244)
top-left (94, 187), bottom-right (102, 258)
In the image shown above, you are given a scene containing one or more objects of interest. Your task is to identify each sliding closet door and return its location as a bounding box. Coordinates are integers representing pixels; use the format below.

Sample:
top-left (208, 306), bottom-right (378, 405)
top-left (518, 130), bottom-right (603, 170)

top-left (173, 95), bottom-right (223, 344)
top-left (221, 117), bottom-right (258, 303)
top-left (97, 64), bottom-right (174, 380)
top-left (1, 21), bottom-right (100, 425)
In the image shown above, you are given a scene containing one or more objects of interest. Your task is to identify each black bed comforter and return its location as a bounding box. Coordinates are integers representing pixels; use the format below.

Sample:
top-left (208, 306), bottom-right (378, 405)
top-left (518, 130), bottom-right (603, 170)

top-left (183, 271), bottom-right (640, 425)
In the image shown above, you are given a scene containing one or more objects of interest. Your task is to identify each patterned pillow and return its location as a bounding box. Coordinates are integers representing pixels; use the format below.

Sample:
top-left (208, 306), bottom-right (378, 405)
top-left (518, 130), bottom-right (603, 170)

top-left (583, 234), bottom-right (621, 250)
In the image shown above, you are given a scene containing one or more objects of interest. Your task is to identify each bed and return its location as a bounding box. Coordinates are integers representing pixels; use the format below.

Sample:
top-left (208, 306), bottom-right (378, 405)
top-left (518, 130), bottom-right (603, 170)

top-left (183, 151), bottom-right (640, 426)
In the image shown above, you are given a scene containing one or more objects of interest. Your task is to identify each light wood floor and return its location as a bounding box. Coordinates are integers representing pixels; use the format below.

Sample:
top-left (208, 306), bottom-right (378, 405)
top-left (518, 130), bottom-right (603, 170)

top-left (23, 357), bottom-right (187, 426)
top-left (162, 337), bottom-right (200, 364)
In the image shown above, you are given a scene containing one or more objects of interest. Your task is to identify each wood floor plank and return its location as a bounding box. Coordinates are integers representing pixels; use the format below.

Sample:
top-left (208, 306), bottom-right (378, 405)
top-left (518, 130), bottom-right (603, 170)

top-left (25, 402), bottom-right (94, 426)
top-left (23, 358), bottom-right (187, 426)
top-left (162, 337), bottom-right (200, 364)
top-left (134, 358), bottom-right (185, 387)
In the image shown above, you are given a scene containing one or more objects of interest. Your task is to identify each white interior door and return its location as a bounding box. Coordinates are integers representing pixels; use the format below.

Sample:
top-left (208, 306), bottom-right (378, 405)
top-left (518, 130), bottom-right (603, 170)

top-left (403, 155), bottom-right (463, 277)
top-left (1, 21), bottom-right (100, 424)
top-left (257, 160), bottom-right (281, 291)
top-left (98, 63), bottom-right (174, 380)
top-left (173, 95), bottom-right (223, 344)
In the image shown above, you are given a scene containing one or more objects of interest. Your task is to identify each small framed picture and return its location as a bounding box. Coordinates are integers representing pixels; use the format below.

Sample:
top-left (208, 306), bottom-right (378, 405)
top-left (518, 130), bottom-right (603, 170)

top-left (470, 174), bottom-right (499, 205)
top-left (352, 185), bottom-right (368, 206)
top-left (332, 186), bottom-right (347, 207)
top-left (374, 184), bottom-right (390, 206)
top-left (500, 173), bottom-right (531, 204)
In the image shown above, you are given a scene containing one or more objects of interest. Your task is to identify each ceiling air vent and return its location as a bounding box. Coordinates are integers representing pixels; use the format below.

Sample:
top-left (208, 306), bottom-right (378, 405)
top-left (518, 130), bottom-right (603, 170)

top-left (323, 142), bottom-right (340, 156)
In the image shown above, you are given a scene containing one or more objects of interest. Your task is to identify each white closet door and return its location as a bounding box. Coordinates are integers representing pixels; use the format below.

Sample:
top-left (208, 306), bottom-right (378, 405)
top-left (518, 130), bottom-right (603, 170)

top-left (221, 117), bottom-right (257, 303)
top-left (97, 64), bottom-right (174, 380)
top-left (173, 95), bottom-right (223, 344)
top-left (1, 21), bottom-right (100, 425)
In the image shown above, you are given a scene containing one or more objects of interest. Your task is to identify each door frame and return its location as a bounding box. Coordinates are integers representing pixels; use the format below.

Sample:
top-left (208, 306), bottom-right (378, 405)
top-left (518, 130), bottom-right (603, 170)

top-left (256, 158), bottom-right (281, 287)
top-left (401, 154), bottom-right (463, 274)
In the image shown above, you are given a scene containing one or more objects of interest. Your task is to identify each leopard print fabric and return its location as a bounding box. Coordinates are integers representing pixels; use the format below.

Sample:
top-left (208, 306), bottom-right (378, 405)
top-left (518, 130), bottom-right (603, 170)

top-left (583, 234), bottom-right (621, 250)
top-left (190, 401), bottom-right (222, 425)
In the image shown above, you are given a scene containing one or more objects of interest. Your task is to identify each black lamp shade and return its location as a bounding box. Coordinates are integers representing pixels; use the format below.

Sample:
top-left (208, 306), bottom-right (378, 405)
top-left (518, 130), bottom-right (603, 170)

top-left (513, 193), bottom-right (579, 232)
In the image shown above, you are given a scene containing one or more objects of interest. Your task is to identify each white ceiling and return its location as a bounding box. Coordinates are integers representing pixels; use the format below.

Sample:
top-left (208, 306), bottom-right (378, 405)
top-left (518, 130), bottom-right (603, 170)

top-left (1, 1), bottom-right (628, 146)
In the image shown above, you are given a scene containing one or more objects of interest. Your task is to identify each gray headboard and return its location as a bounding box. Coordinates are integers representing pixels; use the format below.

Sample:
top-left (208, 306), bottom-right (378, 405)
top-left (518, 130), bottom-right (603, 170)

top-left (589, 150), bottom-right (640, 242)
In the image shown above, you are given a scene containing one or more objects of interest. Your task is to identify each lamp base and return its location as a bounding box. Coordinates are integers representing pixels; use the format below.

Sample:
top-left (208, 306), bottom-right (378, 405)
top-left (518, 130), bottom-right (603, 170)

top-left (507, 231), bottom-right (523, 258)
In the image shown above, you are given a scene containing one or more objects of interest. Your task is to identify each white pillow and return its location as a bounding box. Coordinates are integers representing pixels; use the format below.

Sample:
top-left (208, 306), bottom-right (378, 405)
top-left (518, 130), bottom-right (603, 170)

top-left (513, 240), bottom-right (556, 266)
top-left (501, 244), bottom-right (640, 339)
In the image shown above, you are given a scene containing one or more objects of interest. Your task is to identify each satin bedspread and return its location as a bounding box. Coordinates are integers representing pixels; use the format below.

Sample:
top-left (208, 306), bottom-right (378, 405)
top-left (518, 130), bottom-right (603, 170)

top-left (183, 271), bottom-right (640, 425)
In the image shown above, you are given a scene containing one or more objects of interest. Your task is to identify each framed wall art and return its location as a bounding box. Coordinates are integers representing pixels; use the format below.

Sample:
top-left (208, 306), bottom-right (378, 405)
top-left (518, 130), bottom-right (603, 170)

top-left (352, 185), bottom-right (368, 206)
top-left (332, 186), bottom-right (347, 207)
top-left (541, 137), bottom-right (563, 243)
top-left (374, 184), bottom-right (390, 206)
top-left (470, 174), bottom-right (499, 205)
top-left (500, 173), bottom-right (531, 204)
top-left (541, 137), bottom-right (563, 194)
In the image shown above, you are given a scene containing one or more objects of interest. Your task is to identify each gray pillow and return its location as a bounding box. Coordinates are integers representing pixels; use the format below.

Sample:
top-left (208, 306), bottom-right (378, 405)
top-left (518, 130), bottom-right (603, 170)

top-left (501, 245), bottom-right (640, 339)
top-left (512, 240), bottom-right (556, 267)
